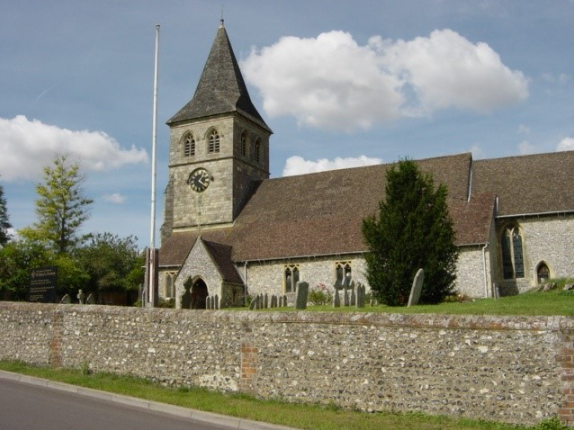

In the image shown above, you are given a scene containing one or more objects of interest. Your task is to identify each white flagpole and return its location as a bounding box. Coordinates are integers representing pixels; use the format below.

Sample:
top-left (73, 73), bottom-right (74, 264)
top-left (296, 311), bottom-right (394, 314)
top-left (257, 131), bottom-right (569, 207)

top-left (148, 24), bottom-right (160, 307)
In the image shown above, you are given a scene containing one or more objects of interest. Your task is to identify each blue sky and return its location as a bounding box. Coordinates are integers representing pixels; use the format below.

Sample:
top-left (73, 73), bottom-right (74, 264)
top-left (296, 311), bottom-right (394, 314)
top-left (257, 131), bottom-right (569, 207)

top-left (1, 0), bottom-right (573, 248)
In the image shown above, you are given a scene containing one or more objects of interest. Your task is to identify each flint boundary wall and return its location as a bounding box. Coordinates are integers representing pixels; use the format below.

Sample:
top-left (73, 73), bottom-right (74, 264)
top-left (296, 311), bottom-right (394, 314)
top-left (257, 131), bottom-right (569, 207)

top-left (0, 302), bottom-right (573, 426)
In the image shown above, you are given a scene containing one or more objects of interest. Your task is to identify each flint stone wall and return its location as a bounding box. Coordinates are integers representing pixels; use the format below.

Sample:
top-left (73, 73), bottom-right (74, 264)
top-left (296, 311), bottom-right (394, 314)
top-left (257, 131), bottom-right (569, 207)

top-left (0, 302), bottom-right (572, 426)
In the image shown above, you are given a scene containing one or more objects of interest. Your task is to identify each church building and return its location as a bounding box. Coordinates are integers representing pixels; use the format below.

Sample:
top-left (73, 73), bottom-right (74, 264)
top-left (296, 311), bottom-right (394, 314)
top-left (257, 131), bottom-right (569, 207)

top-left (158, 22), bottom-right (574, 309)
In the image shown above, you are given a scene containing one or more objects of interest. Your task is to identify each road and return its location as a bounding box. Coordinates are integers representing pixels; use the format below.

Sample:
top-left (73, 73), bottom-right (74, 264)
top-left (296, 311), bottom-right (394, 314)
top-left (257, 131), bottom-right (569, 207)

top-left (0, 377), bottom-right (261, 430)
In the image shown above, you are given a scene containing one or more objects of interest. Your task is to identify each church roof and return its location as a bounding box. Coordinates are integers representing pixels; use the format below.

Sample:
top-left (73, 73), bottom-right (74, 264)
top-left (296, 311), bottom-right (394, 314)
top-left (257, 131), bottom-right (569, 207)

top-left (202, 239), bottom-right (244, 284)
top-left (472, 151), bottom-right (574, 217)
top-left (166, 23), bottom-right (271, 133)
top-left (159, 152), bottom-right (497, 266)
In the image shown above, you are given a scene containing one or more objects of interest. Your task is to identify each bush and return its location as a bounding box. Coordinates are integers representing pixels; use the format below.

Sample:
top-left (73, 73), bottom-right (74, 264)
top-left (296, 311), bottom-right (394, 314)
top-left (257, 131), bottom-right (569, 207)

top-left (309, 283), bottom-right (332, 306)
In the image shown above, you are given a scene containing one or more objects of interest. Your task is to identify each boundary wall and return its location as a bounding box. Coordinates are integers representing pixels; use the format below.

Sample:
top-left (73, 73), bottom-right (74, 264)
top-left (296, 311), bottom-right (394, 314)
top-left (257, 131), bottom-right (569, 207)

top-left (0, 302), bottom-right (573, 426)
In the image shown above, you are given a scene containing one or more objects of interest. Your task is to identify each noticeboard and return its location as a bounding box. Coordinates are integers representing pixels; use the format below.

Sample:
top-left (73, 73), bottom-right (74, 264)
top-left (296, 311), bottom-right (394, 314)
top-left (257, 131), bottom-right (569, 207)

top-left (29, 267), bottom-right (58, 303)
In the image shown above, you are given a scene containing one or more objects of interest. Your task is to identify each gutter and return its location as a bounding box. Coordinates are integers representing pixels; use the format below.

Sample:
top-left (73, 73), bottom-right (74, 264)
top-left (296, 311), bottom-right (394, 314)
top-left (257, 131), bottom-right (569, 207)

top-left (496, 210), bottom-right (574, 219)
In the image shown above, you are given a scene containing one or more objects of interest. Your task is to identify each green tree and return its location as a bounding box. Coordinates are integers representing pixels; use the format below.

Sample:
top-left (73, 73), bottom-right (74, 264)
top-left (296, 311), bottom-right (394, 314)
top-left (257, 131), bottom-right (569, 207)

top-left (362, 159), bottom-right (458, 306)
top-left (76, 233), bottom-right (144, 295)
top-left (0, 183), bottom-right (11, 245)
top-left (0, 239), bottom-right (52, 300)
top-left (21, 154), bottom-right (93, 254)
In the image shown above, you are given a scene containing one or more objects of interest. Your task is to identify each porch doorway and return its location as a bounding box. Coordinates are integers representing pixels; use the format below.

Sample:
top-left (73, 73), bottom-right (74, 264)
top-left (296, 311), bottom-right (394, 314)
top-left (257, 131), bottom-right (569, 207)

top-left (191, 279), bottom-right (208, 309)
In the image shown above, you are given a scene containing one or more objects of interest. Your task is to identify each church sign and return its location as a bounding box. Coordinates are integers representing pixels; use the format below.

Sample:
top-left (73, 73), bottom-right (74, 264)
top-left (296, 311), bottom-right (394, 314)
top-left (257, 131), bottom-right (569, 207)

top-left (29, 267), bottom-right (58, 303)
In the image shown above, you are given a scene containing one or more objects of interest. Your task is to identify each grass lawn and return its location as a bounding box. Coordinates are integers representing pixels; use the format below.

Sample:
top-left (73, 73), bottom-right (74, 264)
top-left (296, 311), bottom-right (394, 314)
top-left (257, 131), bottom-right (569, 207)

top-left (0, 360), bottom-right (564, 430)
top-left (259, 285), bottom-right (574, 317)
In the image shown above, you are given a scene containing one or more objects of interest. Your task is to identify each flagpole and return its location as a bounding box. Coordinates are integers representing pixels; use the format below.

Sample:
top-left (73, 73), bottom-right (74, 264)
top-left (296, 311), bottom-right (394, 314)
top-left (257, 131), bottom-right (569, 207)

top-left (147, 24), bottom-right (160, 307)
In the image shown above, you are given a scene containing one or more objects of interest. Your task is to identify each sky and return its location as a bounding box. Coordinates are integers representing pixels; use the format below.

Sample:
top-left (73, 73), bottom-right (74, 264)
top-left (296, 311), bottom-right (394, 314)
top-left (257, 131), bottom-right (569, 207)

top-left (1, 0), bottom-right (573, 249)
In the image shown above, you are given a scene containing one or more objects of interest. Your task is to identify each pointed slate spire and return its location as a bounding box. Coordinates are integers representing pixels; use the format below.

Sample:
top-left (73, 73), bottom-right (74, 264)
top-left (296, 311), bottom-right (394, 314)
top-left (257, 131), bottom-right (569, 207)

top-left (167, 23), bottom-right (271, 133)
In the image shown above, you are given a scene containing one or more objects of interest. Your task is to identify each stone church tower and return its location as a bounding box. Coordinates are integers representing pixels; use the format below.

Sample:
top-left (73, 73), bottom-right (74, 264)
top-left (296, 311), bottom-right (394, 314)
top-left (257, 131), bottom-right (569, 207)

top-left (161, 21), bottom-right (272, 243)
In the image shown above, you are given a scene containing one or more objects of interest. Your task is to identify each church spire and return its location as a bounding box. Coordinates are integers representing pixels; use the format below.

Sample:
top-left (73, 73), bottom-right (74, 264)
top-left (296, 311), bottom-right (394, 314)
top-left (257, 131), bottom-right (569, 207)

top-left (167, 23), bottom-right (271, 133)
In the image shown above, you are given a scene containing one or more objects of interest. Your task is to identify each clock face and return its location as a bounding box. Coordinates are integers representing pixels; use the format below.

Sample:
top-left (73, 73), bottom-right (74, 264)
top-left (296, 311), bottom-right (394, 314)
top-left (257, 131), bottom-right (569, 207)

top-left (188, 168), bottom-right (211, 193)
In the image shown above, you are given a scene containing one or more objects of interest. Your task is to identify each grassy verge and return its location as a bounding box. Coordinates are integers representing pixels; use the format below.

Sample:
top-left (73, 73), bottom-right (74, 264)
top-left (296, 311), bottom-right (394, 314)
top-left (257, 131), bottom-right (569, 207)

top-left (251, 281), bottom-right (574, 316)
top-left (0, 360), bottom-right (566, 430)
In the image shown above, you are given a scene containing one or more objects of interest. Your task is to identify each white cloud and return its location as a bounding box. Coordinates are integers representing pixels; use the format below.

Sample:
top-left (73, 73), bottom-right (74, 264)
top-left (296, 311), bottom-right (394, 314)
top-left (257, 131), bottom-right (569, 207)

top-left (557, 137), bottom-right (574, 152)
top-left (243, 29), bottom-right (529, 131)
top-left (243, 31), bottom-right (403, 131)
top-left (282, 155), bottom-right (382, 177)
top-left (381, 29), bottom-right (529, 114)
top-left (103, 193), bottom-right (126, 204)
top-left (518, 140), bottom-right (536, 155)
top-left (0, 115), bottom-right (148, 181)
top-left (518, 125), bottom-right (530, 135)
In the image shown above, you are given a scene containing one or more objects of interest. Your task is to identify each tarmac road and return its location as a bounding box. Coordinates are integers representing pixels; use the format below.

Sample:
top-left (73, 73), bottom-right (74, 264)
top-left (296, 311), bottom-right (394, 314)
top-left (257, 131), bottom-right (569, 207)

top-left (0, 372), bottom-right (294, 430)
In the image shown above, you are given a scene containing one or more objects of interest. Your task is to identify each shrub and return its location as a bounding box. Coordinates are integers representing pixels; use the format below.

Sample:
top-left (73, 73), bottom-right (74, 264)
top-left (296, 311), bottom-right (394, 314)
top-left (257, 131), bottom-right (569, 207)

top-left (309, 283), bottom-right (332, 306)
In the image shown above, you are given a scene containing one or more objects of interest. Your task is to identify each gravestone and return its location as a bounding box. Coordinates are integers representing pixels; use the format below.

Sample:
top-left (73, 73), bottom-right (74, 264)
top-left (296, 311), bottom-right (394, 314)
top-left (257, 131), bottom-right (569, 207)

top-left (206, 296), bottom-right (212, 309)
top-left (343, 287), bottom-right (349, 306)
top-left (295, 282), bottom-right (309, 310)
top-left (249, 296), bottom-right (259, 310)
top-left (264, 293), bottom-right (269, 309)
top-left (271, 295), bottom-right (278, 308)
top-left (77, 289), bottom-right (86, 304)
top-left (214, 294), bottom-right (219, 309)
top-left (350, 284), bottom-right (356, 306)
top-left (356, 284), bottom-right (365, 308)
top-left (60, 294), bottom-right (71, 304)
top-left (407, 268), bottom-right (425, 307)
top-left (333, 289), bottom-right (341, 307)
top-left (86, 294), bottom-right (95, 305)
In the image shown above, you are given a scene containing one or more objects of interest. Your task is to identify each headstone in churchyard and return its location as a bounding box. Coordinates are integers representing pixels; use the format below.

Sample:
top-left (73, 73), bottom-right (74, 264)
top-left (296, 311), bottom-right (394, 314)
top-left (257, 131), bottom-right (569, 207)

top-left (343, 286), bottom-right (349, 306)
top-left (60, 294), bottom-right (71, 304)
top-left (28, 267), bottom-right (58, 303)
top-left (249, 295), bottom-right (259, 310)
top-left (356, 284), bottom-right (365, 308)
top-left (86, 294), bottom-right (95, 304)
top-left (214, 294), bottom-right (219, 310)
top-left (333, 289), bottom-right (341, 307)
top-left (271, 295), bottom-right (277, 308)
top-left (407, 268), bottom-right (425, 307)
top-left (350, 283), bottom-right (356, 306)
top-left (206, 296), bottom-right (212, 309)
top-left (295, 282), bottom-right (309, 310)
top-left (343, 273), bottom-right (352, 289)
top-left (77, 289), bottom-right (86, 304)
top-left (264, 293), bottom-right (268, 309)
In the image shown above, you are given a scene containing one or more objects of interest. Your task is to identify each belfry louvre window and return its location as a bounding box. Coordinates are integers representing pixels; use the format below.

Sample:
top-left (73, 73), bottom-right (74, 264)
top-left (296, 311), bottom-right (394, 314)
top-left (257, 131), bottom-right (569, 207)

top-left (183, 134), bottom-right (195, 157)
top-left (284, 265), bottom-right (300, 293)
top-left (501, 226), bottom-right (525, 279)
top-left (208, 130), bottom-right (220, 153)
top-left (240, 132), bottom-right (248, 156)
top-left (253, 138), bottom-right (261, 163)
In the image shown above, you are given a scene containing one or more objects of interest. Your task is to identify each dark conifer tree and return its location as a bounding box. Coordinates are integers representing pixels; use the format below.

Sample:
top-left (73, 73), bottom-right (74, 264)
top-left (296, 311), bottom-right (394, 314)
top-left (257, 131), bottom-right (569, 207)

top-left (362, 159), bottom-right (458, 306)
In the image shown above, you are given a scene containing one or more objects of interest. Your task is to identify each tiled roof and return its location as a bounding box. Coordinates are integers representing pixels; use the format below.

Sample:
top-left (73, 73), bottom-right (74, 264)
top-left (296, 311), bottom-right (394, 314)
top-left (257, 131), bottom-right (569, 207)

top-left (166, 25), bottom-right (271, 133)
top-left (203, 239), bottom-right (244, 284)
top-left (159, 152), bottom-right (494, 265)
top-left (472, 151), bottom-right (574, 216)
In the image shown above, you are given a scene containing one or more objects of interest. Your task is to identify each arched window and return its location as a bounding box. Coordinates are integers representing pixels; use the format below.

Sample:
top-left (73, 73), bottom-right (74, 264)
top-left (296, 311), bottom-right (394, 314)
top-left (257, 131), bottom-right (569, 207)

top-left (252, 138), bottom-right (261, 163)
top-left (501, 225), bottom-right (525, 279)
top-left (165, 273), bottom-right (175, 298)
top-left (284, 265), bottom-right (299, 293)
top-left (183, 134), bottom-right (195, 157)
top-left (335, 262), bottom-right (352, 287)
top-left (240, 132), bottom-right (248, 156)
top-left (208, 129), bottom-right (220, 153)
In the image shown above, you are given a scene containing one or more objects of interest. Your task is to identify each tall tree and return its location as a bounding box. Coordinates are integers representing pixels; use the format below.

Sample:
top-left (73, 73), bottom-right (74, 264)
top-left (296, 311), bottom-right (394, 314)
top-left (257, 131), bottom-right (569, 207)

top-left (22, 154), bottom-right (93, 254)
top-left (76, 233), bottom-right (144, 294)
top-left (0, 183), bottom-right (11, 245)
top-left (362, 159), bottom-right (458, 306)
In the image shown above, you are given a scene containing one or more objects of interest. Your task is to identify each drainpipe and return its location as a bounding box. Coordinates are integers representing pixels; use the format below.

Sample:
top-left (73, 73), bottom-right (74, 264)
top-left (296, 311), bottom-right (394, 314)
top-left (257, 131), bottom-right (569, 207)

top-left (482, 243), bottom-right (489, 298)
top-left (244, 262), bottom-right (248, 303)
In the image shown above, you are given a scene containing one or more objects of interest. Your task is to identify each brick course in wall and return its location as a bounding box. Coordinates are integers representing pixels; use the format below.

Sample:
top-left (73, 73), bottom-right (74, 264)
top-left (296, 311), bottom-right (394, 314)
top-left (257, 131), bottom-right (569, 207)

top-left (0, 302), bottom-right (572, 426)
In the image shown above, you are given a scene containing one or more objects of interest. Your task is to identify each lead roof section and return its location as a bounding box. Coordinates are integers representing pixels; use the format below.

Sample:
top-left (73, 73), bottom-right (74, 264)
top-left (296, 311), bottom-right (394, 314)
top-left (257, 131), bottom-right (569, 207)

top-left (167, 24), bottom-right (271, 133)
